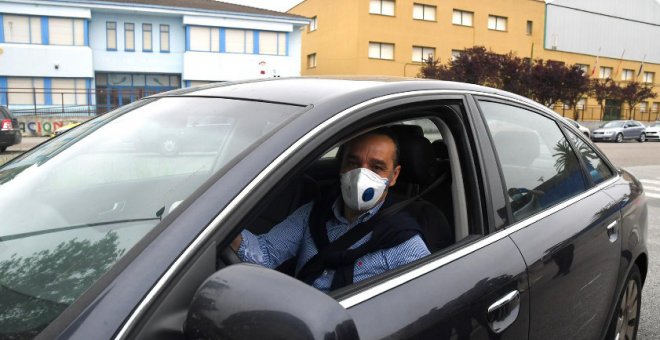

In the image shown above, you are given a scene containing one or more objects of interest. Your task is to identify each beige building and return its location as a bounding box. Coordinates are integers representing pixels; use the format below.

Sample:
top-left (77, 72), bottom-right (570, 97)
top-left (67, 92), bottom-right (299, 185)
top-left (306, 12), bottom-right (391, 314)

top-left (289, 0), bottom-right (660, 121)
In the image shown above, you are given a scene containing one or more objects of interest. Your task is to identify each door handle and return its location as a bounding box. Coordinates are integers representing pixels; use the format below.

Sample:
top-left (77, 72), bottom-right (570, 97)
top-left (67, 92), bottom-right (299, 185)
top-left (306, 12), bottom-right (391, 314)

top-left (487, 290), bottom-right (520, 334)
top-left (606, 220), bottom-right (618, 243)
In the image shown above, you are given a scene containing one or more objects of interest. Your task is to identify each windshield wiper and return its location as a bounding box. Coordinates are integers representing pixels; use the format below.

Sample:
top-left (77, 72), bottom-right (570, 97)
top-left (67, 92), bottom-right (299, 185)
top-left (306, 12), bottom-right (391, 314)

top-left (0, 217), bottom-right (161, 242)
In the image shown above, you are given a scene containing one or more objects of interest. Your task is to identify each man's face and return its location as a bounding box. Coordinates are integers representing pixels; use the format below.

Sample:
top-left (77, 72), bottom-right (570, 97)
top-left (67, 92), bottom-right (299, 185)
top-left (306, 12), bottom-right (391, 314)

top-left (340, 134), bottom-right (401, 187)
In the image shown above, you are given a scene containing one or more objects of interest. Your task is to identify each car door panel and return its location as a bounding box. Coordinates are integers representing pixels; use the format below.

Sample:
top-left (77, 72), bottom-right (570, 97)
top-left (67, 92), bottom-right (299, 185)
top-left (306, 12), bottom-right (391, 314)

top-left (346, 236), bottom-right (529, 340)
top-left (509, 190), bottom-right (620, 339)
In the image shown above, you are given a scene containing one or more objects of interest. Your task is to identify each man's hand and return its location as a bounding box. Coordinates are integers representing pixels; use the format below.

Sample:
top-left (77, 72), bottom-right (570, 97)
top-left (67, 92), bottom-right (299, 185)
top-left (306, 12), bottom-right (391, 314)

top-left (230, 234), bottom-right (243, 252)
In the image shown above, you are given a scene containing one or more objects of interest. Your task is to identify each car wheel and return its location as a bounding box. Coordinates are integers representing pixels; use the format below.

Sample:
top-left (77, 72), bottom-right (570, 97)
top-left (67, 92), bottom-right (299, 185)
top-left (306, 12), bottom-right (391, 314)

top-left (638, 133), bottom-right (646, 143)
top-left (607, 265), bottom-right (642, 340)
top-left (616, 133), bottom-right (624, 143)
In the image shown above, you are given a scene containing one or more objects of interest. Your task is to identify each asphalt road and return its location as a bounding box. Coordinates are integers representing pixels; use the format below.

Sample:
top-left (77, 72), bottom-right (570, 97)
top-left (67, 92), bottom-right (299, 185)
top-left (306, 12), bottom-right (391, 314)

top-left (596, 141), bottom-right (660, 340)
top-left (1, 137), bottom-right (659, 338)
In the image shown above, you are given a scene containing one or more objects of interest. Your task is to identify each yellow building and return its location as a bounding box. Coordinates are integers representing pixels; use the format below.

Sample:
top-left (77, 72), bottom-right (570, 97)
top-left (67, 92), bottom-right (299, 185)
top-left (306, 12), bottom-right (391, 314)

top-left (289, 0), bottom-right (660, 121)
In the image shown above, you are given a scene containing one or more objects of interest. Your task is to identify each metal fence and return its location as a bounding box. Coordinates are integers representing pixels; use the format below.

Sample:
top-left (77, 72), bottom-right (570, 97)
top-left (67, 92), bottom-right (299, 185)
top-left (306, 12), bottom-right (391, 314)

top-left (549, 104), bottom-right (659, 122)
top-left (0, 87), bottom-right (167, 117)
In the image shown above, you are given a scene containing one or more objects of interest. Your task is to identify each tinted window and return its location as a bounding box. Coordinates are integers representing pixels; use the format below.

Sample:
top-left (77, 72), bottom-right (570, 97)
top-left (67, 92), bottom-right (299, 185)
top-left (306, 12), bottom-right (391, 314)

top-left (564, 129), bottom-right (614, 185)
top-left (480, 101), bottom-right (587, 221)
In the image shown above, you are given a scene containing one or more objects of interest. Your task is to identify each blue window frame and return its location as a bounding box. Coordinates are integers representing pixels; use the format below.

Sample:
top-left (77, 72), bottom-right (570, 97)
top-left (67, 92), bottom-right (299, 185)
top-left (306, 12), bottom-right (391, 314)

top-left (124, 23), bottom-right (135, 51)
top-left (106, 21), bottom-right (117, 50)
top-left (142, 23), bottom-right (152, 52)
top-left (159, 24), bottom-right (169, 52)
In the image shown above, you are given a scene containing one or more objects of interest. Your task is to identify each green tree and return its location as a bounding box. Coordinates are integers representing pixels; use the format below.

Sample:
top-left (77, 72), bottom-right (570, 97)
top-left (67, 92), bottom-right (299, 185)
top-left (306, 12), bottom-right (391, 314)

top-left (619, 81), bottom-right (657, 119)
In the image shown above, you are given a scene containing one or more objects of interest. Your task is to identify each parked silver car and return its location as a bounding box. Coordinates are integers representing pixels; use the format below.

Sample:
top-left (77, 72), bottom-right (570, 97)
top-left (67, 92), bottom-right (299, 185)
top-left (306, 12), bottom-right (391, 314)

top-left (591, 120), bottom-right (646, 143)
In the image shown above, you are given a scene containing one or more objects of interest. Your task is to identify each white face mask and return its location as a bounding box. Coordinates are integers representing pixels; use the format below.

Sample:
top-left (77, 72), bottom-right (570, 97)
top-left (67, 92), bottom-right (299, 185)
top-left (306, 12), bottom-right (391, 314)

top-left (340, 168), bottom-right (389, 212)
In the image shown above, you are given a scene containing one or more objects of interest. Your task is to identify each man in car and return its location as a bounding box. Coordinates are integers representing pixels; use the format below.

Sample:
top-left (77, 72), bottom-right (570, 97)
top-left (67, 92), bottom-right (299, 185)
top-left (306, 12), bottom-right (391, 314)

top-left (231, 128), bottom-right (430, 292)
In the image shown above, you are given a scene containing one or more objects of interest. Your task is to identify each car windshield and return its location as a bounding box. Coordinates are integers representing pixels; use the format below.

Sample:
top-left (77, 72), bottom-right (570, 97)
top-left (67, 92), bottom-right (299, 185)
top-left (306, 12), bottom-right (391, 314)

top-left (603, 121), bottom-right (625, 128)
top-left (0, 96), bottom-right (301, 336)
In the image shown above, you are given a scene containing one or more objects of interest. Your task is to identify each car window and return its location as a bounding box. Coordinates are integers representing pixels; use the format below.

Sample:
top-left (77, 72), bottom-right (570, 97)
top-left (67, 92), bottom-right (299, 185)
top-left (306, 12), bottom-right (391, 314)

top-left (603, 121), bottom-right (625, 128)
top-left (0, 107), bottom-right (9, 119)
top-left (564, 129), bottom-right (614, 185)
top-left (479, 101), bottom-right (587, 222)
top-left (0, 97), bottom-right (301, 336)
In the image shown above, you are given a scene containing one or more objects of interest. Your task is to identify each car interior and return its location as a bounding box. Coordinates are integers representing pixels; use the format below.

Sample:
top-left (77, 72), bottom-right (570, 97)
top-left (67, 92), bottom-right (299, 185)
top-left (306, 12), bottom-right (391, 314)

top-left (218, 104), bottom-right (478, 286)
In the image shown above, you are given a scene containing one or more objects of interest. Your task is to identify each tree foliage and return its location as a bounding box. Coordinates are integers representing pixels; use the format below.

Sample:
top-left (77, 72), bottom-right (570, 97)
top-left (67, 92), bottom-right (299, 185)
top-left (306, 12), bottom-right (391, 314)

top-left (419, 46), bottom-right (590, 113)
top-left (0, 232), bottom-right (125, 338)
top-left (619, 81), bottom-right (658, 119)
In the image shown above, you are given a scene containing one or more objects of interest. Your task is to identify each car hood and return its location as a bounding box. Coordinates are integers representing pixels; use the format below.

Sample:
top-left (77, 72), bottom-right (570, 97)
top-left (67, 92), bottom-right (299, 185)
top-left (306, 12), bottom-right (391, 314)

top-left (645, 127), bottom-right (660, 132)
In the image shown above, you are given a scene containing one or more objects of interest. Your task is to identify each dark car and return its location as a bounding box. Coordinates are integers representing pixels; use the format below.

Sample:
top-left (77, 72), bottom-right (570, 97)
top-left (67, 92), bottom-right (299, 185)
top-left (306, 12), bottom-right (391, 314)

top-left (591, 120), bottom-right (647, 143)
top-left (0, 106), bottom-right (22, 152)
top-left (0, 78), bottom-right (648, 340)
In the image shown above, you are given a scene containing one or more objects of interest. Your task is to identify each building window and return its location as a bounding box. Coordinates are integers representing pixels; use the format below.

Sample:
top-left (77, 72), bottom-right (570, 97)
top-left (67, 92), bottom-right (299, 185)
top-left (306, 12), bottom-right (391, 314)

top-left (488, 15), bottom-right (507, 31)
top-left (160, 25), bottom-right (170, 52)
top-left (599, 66), bottom-right (613, 79)
top-left (451, 50), bottom-right (463, 61)
top-left (226, 29), bottom-right (254, 54)
top-left (309, 16), bottom-right (317, 31)
top-left (413, 4), bottom-right (436, 21)
top-left (368, 42), bottom-right (394, 60)
top-left (652, 102), bottom-right (659, 113)
top-left (640, 102), bottom-right (648, 113)
top-left (621, 69), bottom-right (634, 81)
top-left (577, 98), bottom-right (586, 110)
top-left (124, 23), bottom-right (135, 51)
top-left (2, 15), bottom-right (41, 44)
top-left (526, 20), bottom-right (533, 35)
top-left (189, 26), bottom-right (219, 52)
top-left (107, 22), bottom-right (117, 50)
top-left (575, 64), bottom-right (589, 74)
top-left (452, 10), bottom-right (473, 26)
top-left (52, 78), bottom-right (88, 105)
top-left (6, 77), bottom-right (45, 105)
top-left (142, 24), bottom-right (153, 51)
top-left (307, 53), bottom-right (317, 68)
top-left (49, 18), bottom-right (85, 46)
top-left (643, 72), bottom-right (655, 84)
top-left (259, 31), bottom-right (287, 56)
top-left (412, 46), bottom-right (435, 62)
top-left (369, 0), bottom-right (395, 16)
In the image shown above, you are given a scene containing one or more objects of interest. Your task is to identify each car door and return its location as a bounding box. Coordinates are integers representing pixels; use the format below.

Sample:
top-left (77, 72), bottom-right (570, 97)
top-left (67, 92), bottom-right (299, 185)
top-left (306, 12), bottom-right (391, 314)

top-left (338, 97), bottom-right (530, 339)
top-left (624, 121), bottom-right (636, 139)
top-left (477, 99), bottom-right (622, 340)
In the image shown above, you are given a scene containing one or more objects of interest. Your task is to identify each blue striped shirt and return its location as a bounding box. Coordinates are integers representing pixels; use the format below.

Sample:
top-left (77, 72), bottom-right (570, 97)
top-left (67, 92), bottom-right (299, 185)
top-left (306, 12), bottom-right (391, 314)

top-left (238, 197), bottom-right (430, 292)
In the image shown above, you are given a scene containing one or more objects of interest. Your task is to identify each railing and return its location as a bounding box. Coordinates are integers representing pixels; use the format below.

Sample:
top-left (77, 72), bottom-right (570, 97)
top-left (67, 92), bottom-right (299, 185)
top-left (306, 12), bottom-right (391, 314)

top-left (0, 87), bottom-right (169, 116)
top-left (549, 104), bottom-right (660, 122)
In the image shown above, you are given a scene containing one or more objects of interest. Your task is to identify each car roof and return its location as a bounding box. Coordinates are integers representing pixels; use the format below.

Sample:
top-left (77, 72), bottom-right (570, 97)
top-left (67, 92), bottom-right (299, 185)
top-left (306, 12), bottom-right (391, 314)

top-left (155, 77), bottom-right (547, 111)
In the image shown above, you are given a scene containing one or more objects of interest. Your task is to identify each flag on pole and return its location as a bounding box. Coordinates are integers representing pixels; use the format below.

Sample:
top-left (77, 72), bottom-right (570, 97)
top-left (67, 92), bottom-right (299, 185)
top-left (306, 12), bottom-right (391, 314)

top-left (590, 48), bottom-right (601, 77)
top-left (613, 49), bottom-right (626, 79)
top-left (636, 55), bottom-right (646, 79)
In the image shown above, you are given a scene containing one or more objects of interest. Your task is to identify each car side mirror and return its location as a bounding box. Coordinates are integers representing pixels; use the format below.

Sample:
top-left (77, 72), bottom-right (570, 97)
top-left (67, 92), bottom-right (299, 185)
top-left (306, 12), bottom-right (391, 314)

top-left (185, 263), bottom-right (359, 340)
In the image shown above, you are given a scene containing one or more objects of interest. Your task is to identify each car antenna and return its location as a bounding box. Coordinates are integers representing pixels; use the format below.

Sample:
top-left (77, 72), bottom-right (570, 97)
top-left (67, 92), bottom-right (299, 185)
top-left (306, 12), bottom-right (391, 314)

top-left (156, 206), bottom-right (165, 221)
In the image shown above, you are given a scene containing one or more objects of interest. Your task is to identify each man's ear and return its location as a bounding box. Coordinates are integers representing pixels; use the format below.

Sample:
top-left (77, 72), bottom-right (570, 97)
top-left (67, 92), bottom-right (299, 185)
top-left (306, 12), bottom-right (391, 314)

top-left (389, 165), bottom-right (401, 187)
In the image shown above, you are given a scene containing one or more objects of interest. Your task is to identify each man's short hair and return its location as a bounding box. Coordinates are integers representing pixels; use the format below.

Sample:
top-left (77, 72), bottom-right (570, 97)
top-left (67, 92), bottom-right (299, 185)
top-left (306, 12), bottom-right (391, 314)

top-left (337, 127), bottom-right (400, 167)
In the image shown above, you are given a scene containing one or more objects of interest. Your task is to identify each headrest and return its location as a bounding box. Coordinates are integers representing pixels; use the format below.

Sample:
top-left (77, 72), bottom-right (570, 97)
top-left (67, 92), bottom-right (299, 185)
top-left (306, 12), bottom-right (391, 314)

top-left (389, 124), bottom-right (424, 138)
top-left (397, 133), bottom-right (435, 185)
top-left (432, 140), bottom-right (449, 160)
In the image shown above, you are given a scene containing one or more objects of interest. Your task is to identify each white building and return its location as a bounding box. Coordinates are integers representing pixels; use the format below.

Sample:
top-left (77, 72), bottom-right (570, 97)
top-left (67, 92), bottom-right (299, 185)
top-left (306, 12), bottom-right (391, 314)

top-left (0, 0), bottom-right (309, 115)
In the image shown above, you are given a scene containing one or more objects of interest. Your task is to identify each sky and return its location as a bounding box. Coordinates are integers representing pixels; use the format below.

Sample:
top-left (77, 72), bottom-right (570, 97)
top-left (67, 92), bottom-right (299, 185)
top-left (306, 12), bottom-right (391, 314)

top-left (217, 0), bottom-right (305, 12)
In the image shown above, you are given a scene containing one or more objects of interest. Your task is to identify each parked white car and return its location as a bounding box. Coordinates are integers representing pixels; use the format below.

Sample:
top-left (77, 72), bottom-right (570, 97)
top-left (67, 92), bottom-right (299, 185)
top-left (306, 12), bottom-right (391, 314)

top-left (645, 121), bottom-right (660, 141)
top-left (565, 118), bottom-right (591, 138)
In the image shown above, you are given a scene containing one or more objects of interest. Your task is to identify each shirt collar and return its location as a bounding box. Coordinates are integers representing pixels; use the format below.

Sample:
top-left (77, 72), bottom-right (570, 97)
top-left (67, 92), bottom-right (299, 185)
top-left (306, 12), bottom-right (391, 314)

top-left (331, 197), bottom-right (385, 225)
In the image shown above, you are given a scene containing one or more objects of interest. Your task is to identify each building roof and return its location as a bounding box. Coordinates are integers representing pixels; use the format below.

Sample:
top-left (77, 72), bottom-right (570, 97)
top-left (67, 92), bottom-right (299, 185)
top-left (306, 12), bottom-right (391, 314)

top-left (91, 0), bottom-right (308, 20)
